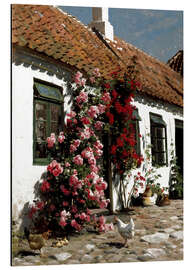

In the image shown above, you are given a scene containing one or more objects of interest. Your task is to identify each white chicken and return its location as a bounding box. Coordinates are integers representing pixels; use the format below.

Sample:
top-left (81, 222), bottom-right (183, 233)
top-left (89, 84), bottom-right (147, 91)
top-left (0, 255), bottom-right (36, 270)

top-left (114, 216), bottom-right (135, 247)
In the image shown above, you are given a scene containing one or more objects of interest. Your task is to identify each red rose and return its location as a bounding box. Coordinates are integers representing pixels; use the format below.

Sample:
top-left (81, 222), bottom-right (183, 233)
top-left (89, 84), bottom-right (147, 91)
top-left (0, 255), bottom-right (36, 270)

top-left (104, 83), bottom-right (111, 89)
top-left (111, 145), bottom-right (117, 155)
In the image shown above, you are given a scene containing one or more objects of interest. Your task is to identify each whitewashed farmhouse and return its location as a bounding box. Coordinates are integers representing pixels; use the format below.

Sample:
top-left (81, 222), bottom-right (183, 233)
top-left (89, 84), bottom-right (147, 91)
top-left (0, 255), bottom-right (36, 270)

top-left (12, 5), bottom-right (183, 225)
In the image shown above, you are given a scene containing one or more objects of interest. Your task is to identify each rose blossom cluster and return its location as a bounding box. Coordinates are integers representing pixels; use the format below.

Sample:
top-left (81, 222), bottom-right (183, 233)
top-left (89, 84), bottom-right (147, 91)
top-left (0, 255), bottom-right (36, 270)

top-left (59, 210), bottom-right (71, 227)
top-left (94, 121), bottom-right (104, 130)
top-left (47, 133), bottom-right (56, 148)
top-left (73, 154), bottom-right (83, 166)
top-left (89, 68), bottom-right (101, 83)
top-left (69, 171), bottom-right (83, 191)
top-left (70, 139), bottom-right (81, 153)
top-left (74, 71), bottom-right (86, 87)
top-left (47, 160), bottom-right (63, 177)
top-left (58, 131), bottom-right (65, 144)
top-left (101, 92), bottom-right (111, 103)
top-left (79, 126), bottom-right (94, 140)
top-left (41, 180), bottom-right (50, 192)
top-left (87, 105), bottom-right (99, 119)
top-left (93, 215), bottom-right (114, 233)
top-left (76, 90), bottom-right (88, 105)
top-left (66, 111), bottom-right (77, 126)
top-left (81, 146), bottom-right (97, 165)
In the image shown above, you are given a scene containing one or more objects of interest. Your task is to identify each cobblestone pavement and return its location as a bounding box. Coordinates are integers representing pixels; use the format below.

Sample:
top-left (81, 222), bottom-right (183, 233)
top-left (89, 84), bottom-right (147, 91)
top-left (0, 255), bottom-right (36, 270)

top-left (12, 200), bottom-right (183, 266)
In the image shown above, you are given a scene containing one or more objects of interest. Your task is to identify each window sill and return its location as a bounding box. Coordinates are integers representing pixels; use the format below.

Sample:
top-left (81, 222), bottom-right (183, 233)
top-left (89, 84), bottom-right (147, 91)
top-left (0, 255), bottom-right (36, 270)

top-left (33, 158), bottom-right (50, 166)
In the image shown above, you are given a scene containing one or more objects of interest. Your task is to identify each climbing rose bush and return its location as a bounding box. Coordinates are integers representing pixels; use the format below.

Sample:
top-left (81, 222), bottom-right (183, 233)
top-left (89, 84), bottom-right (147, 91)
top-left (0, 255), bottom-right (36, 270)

top-left (30, 67), bottom-right (142, 232)
top-left (30, 69), bottom-right (113, 233)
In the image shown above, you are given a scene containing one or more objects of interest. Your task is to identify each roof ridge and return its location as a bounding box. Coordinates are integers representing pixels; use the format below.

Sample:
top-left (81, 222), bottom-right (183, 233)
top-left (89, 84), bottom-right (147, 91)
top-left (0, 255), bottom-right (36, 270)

top-left (55, 6), bottom-right (89, 29)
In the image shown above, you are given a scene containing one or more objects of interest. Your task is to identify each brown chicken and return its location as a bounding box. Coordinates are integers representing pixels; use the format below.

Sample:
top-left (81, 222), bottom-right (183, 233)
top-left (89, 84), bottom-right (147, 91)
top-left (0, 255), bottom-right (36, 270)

top-left (24, 228), bottom-right (50, 256)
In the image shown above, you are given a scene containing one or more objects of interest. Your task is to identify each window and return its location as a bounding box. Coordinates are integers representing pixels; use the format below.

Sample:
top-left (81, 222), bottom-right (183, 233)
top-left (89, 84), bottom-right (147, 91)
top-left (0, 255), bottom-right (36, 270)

top-left (33, 79), bottom-right (64, 165)
top-left (132, 109), bottom-right (141, 155)
top-left (150, 113), bottom-right (167, 166)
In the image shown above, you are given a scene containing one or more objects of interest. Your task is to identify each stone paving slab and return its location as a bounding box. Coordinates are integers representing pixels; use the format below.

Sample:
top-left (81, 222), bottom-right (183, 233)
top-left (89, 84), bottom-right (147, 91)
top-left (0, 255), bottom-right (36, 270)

top-left (12, 200), bottom-right (183, 266)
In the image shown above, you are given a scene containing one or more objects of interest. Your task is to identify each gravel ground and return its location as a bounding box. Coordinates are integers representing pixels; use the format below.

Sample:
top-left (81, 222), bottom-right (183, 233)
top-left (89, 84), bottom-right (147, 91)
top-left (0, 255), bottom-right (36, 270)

top-left (12, 199), bottom-right (183, 266)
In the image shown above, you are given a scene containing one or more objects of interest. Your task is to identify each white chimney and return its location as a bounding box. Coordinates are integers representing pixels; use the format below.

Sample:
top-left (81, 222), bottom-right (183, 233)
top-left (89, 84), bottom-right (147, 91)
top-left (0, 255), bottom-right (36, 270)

top-left (88, 7), bottom-right (114, 41)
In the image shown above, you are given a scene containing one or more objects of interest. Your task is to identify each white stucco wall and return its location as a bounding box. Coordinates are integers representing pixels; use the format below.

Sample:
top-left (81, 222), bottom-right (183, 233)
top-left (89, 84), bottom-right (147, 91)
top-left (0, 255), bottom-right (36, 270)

top-left (112, 95), bottom-right (183, 211)
top-left (12, 58), bottom-right (72, 223)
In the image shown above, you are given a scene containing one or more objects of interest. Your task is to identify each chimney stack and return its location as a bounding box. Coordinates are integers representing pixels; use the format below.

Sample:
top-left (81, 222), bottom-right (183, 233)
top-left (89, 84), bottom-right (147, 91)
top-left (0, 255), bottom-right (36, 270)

top-left (88, 7), bottom-right (114, 41)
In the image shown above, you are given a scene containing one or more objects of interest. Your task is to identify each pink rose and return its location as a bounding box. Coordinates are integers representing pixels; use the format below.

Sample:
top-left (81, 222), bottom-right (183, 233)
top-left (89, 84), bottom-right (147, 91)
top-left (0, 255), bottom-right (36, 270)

top-left (81, 78), bottom-right (86, 86)
top-left (52, 165), bottom-right (63, 177)
top-left (89, 76), bottom-right (95, 83)
top-left (98, 104), bottom-right (106, 114)
top-left (47, 134), bottom-right (56, 148)
top-left (74, 71), bottom-right (86, 87)
top-left (41, 180), bottom-right (50, 192)
top-left (87, 106), bottom-right (99, 119)
top-left (62, 201), bottom-right (69, 207)
top-left (59, 216), bottom-right (67, 227)
top-left (71, 205), bottom-right (78, 213)
top-left (94, 121), bottom-right (104, 130)
top-left (73, 155), bottom-right (83, 166)
top-left (65, 162), bottom-right (71, 167)
top-left (101, 92), bottom-right (111, 103)
top-left (94, 148), bottom-right (103, 158)
top-left (94, 140), bottom-right (103, 149)
top-left (60, 210), bottom-right (71, 220)
top-left (88, 156), bottom-right (96, 165)
top-left (80, 117), bottom-right (91, 125)
top-left (99, 199), bottom-right (110, 208)
top-left (79, 212), bottom-right (87, 220)
top-left (90, 164), bottom-right (99, 173)
top-left (66, 111), bottom-right (76, 118)
top-left (70, 144), bottom-right (77, 153)
top-left (69, 175), bottom-right (79, 186)
top-left (58, 133), bottom-right (65, 143)
top-left (71, 219), bottom-right (81, 231)
top-left (36, 201), bottom-right (44, 210)
top-left (73, 139), bottom-right (81, 148)
top-left (76, 91), bottom-right (88, 104)
top-left (93, 68), bottom-right (101, 77)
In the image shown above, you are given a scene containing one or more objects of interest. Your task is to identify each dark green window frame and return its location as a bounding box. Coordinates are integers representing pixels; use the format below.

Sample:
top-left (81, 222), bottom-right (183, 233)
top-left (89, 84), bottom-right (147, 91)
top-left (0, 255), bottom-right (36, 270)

top-left (33, 79), bottom-right (64, 165)
top-left (150, 113), bottom-right (168, 167)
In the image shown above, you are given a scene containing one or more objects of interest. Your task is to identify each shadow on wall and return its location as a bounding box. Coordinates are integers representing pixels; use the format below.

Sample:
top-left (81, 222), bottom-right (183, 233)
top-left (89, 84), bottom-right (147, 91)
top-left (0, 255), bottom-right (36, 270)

top-left (18, 172), bottom-right (48, 232)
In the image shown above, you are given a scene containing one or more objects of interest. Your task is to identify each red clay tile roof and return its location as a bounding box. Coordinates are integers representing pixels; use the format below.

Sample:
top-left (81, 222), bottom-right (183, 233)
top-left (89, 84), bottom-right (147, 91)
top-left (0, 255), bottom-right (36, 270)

top-left (167, 50), bottom-right (183, 77)
top-left (12, 4), bottom-right (183, 107)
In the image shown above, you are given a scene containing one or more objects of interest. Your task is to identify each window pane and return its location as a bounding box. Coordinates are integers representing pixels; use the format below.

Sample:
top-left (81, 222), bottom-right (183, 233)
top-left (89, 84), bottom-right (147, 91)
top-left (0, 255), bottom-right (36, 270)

top-left (51, 121), bottom-right (59, 135)
top-left (151, 126), bottom-right (156, 137)
top-left (35, 142), bottom-right (47, 158)
top-left (151, 137), bottom-right (157, 151)
top-left (157, 139), bottom-right (165, 152)
top-left (35, 102), bottom-right (47, 120)
top-left (51, 104), bottom-right (60, 121)
top-left (157, 127), bottom-right (165, 138)
top-left (158, 152), bottom-right (166, 165)
top-left (35, 120), bottom-right (47, 141)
